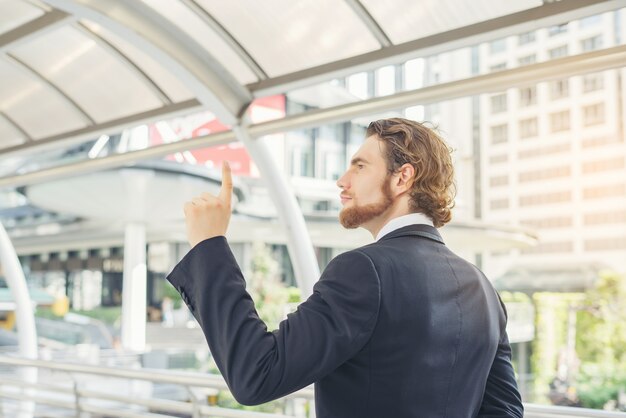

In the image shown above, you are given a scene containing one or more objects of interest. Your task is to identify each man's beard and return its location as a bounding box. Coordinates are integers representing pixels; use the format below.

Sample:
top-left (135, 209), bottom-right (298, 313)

top-left (339, 178), bottom-right (394, 229)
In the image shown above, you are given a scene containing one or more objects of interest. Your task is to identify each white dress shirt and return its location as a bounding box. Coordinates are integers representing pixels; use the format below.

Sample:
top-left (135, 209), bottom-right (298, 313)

top-left (375, 213), bottom-right (434, 242)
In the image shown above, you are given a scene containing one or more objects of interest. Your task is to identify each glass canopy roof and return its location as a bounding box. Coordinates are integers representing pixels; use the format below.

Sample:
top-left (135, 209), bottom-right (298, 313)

top-left (0, 0), bottom-right (620, 157)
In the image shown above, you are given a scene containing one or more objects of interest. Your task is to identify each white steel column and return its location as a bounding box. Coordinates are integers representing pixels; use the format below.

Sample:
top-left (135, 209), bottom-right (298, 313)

top-left (233, 124), bottom-right (319, 297)
top-left (0, 222), bottom-right (37, 418)
top-left (121, 222), bottom-right (147, 351)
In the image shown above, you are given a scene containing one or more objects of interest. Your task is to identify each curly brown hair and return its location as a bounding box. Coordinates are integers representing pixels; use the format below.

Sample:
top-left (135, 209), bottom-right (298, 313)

top-left (366, 118), bottom-right (456, 228)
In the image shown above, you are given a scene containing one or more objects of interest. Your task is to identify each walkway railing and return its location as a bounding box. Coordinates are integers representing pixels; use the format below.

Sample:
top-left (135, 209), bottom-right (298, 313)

top-left (0, 355), bottom-right (624, 418)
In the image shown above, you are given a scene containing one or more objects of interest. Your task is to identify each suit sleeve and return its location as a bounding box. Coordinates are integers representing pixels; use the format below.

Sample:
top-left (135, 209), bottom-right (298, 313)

top-left (477, 298), bottom-right (524, 418)
top-left (166, 236), bottom-right (381, 405)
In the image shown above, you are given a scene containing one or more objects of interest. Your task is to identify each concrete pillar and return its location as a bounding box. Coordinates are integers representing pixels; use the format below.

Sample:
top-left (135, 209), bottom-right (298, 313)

top-left (121, 222), bottom-right (147, 351)
top-left (0, 222), bottom-right (37, 418)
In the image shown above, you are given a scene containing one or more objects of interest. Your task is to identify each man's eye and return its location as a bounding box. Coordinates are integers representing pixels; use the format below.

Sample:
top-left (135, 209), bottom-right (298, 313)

top-left (357, 164), bottom-right (365, 169)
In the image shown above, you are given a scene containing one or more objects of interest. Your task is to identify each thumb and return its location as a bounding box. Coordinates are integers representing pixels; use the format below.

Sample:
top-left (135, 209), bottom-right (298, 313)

top-left (219, 161), bottom-right (233, 205)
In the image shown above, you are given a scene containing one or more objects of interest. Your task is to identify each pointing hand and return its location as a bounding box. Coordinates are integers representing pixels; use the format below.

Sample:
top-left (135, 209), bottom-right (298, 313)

top-left (184, 161), bottom-right (233, 248)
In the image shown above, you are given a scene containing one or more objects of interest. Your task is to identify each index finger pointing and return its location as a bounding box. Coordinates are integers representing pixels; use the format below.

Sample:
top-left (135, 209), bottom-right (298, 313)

top-left (219, 161), bottom-right (233, 204)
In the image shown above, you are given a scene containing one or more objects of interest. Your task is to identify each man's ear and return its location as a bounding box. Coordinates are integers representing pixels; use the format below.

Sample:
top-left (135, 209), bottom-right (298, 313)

top-left (395, 163), bottom-right (415, 193)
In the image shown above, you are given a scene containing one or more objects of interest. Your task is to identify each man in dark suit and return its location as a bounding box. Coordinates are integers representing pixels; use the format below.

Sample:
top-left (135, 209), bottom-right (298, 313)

top-left (167, 118), bottom-right (524, 417)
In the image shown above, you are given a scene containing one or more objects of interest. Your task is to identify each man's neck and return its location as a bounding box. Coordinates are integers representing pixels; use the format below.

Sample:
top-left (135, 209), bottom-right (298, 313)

top-left (365, 205), bottom-right (412, 239)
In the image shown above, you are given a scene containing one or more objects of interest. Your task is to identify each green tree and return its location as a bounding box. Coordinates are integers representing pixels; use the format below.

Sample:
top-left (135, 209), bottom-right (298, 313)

top-left (575, 272), bottom-right (626, 409)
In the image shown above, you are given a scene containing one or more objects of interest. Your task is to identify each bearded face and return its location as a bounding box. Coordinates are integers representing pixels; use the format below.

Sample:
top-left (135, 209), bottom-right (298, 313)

top-left (339, 176), bottom-right (394, 229)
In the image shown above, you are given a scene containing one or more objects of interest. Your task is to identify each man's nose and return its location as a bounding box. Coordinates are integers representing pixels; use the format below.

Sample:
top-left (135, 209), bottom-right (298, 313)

top-left (336, 171), bottom-right (348, 189)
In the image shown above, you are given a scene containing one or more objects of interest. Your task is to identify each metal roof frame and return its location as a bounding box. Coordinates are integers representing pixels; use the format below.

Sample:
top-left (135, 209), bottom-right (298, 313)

top-left (3, 42), bottom-right (624, 188)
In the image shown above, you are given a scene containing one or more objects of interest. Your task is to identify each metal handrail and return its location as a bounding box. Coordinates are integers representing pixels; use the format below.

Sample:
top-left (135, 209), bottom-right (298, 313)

top-left (0, 355), bottom-right (311, 418)
top-left (1, 355), bottom-right (625, 418)
top-left (524, 404), bottom-right (626, 418)
top-left (0, 355), bottom-right (314, 399)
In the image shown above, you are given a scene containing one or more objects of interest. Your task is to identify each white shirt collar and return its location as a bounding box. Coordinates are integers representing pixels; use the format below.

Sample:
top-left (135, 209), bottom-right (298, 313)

top-left (375, 213), bottom-right (434, 241)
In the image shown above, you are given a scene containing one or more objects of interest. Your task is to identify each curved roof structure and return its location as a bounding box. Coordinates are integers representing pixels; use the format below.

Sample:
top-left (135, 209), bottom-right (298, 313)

top-left (1, 0), bottom-right (623, 161)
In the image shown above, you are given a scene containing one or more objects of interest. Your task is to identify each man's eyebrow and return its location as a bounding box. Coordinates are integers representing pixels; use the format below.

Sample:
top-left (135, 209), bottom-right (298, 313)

top-left (350, 157), bottom-right (370, 165)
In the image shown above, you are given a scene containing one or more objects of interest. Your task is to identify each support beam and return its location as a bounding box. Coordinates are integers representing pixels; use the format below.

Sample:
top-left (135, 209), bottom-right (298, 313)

top-left (3, 43), bottom-right (626, 188)
top-left (0, 98), bottom-right (203, 158)
top-left (343, 0), bottom-right (392, 48)
top-left (0, 110), bottom-right (32, 143)
top-left (45, 0), bottom-right (252, 125)
top-left (0, 9), bottom-right (72, 53)
top-left (0, 222), bottom-right (37, 418)
top-left (178, 0), bottom-right (268, 81)
top-left (0, 129), bottom-right (233, 189)
top-left (233, 123), bottom-right (319, 297)
top-left (247, 0), bottom-right (626, 96)
top-left (120, 222), bottom-right (147, 351)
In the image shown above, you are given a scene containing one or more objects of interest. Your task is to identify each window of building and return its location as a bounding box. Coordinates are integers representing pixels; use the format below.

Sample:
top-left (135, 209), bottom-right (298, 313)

top-left (518, 54), bottom-right (536, 66)
top-left (579, 14), bottom-right (603, 28)
top-left (519, 118), bottom-right (538, 139)
top-left (404, 58), bottom-right (425, 90)
top-left (550, 79), bottom-right (569, 100)
top-left (520, 217), bottom-right (572, 229)
top-left (522, 241), bottom-right (573, 254)
top-left (376, 65), bottom-right (396, 96)
top-left (489, 38), bottom-right (506, 53)
top-left (290, 132), bottom-right (315, 177)
top-left (519, 166), bottom-right (570, 183)
top-left (489, 154), bottom-right (508, 164)
top-left (583, 103), bottom-right (605, 126)
top-left (490, 93), bottom-right (507, 113)
top-left (490, 198), bottom-right (509, 210)
top-left (550, 110), bottom-right (570, 132)
top-left (582, 136), bottom-right (619, 148)
top-left (582, 73), bottom-right (604, 92)
top-left (582, 157), bottom-right (625, 173)
top-left (583, 183), bottom-right (626, 199)
top-left (518, 143), bottom-right (571, 159)
top-left (548, 24), bottom-right (568, 37)
top-left (580, 35), bottom-right (603, 52)
top-left (518, 31), bottom-right (536, 45)
top-left (584, 210), bottom-right (626, 225)
top-left (347, 72), bottom-right (369, 100)
top-left (491, 124), bottom-right (508, 144)
top-left (549, 45), bottom-right (569, 59)
top-left (519, 86), bottom-right (537, 107)
top-left (489, 175), bottom-right (509, 187)
top-left (584, 237), bottom-right (626, 251)
top-left (519, 191), bottom-right (571, 206)
top-left (490, 63), bottom-right (507, 72)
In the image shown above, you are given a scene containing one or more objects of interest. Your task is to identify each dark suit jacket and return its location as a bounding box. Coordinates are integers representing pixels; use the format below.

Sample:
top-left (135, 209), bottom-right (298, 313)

top-left (167, 224), bottom-right (523, 417)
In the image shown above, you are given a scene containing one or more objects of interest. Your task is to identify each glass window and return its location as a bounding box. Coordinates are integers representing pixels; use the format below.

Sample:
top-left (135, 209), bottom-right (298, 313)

top-left (579, 14), bottom-right (603, 28)
top-left (583, 103), bottom-right (605, 126)
top-left (489, 38), bottom-right (507, 54)
top-left (548, 23), bottom-right (568, 36)
top-left (550, 79), bottom-right (569, 100)
top-left (518, 55), bottom-right (536, 66)
top-left (550, 110), bottom-right (571, 132)
top-left (491, 124), bottom-right (508, 144)
top-left (490, 93), bottom-right (507, 113)
top-left (376, 65), bottom-right (396, 97)
top-left (582, 73), bottom-right (604, 92)
top-left (347, 72), bottom-right (369, 100)
top-left (549, 45), bottom-right (569, 59)
top-left (519, 86), bottom-right (537, 107)
top-left (518, 31), bottom-right (536, 45)
top-left (404, 58), bottom-right (425, 90)
top-left (581, 35), bottom-right (603, 52)
top-left (519, 118), bottom-right (538, 139)
top-left (490, 63), bottom-right (507, 72)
